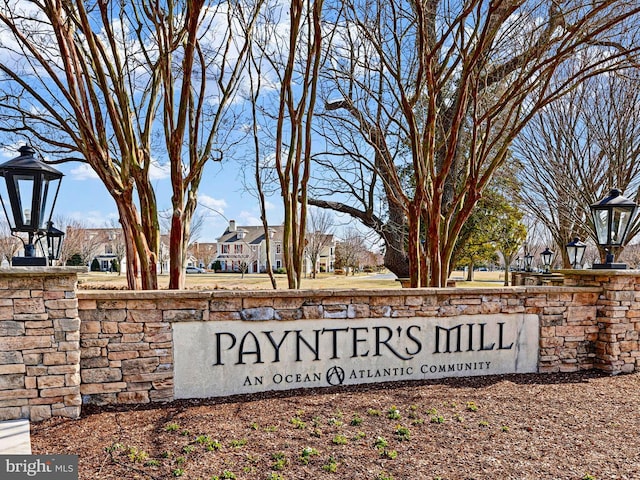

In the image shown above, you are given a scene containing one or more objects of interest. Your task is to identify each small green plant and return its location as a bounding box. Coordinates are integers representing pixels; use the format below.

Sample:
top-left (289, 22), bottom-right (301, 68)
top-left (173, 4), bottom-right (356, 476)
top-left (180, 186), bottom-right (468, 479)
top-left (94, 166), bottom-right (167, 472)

top-left (104, 443), bottom-right (124, 453)
top-left (249, 422), bottom-right (259, 430)
top-left (127, 447), bottom-right (149, 463)
top-left (180, 429), bottom-right (191, 436)
top-left (172, 469), bottom-right (184, 477)
top-left (264, 425), bottom-right (278, 433)
top-left (196, 435), bottom-right (211, 444)
top-left (230, 438), bottom-right (247, 448)
top-left (478, 420), bottom-right (489, 427)
top-left (144, 459), bottom-right (161, 467)
top-left (466, 401), bottom-right (479, 412)
top-left (377, 471), bottom-right (394, 480)
top-left (322, 456), bottom-right (338, 473)
top-left (411, 418), bottom-right (424, 426)
top-left (300, 446), bottom-right (319, 464)
top-left (387, 406), bottom-right (401, 420)
top-left (582, 475), bottom-right (596, 480)
top-left (328, 417), bottom-right (343, 427)
top-left (161, 451), bottom-right (172, 459)
top-left (350, 414), bottom-right (363, 426)
top-left (271, 452), bottom-right (287, 471)
top-left (164, 423), bottom-right (180, 432)
top-left (367, 408), bottom-right (381, 416)
top-left (380, 449), bottom-right (398, 459)
top-left (354, 431), bottom-right (366, 440)
top-left (310, 427), bottom-right (322, 437)
top-left (395, 425), bottom-right (410, 441)
top-left (291, 417), bottom-right (307, 429)
top-left (182, 445), bottom-right (195, 454)
top-left (408, 405), bottom-right (419, 420)
top-left (454, 413), bottom-right (464, 423)
top-left (374, 436), bottom-right (388, 449)
top-left (206, 439), bottom-right (222, 451)
top-left (430, 414), bottom-right (445, 424)
top-left (175, 456), bottom-right (186, 465)
top-left (220, 470), bottom-right (236, 479)
top-left (332, 434), bottom-right (348, 445)
top-left (268, 474), bottom-right (285, 480)
top-left (426, 407), bottom-right (438, 416)
top-left (501, 425), bottom-right (510, 432)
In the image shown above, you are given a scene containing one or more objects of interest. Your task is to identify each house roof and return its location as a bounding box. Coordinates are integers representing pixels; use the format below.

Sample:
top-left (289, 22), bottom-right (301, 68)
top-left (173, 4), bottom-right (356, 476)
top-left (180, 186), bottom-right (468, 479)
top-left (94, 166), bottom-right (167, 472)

top-left (217, 225), bottom-right (284, 245)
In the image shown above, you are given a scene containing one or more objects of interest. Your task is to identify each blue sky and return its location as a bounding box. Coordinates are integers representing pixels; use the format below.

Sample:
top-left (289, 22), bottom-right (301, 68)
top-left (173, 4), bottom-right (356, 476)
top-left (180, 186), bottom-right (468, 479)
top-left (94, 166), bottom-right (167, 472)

top-left (0, 144), bottom-right (284, 243)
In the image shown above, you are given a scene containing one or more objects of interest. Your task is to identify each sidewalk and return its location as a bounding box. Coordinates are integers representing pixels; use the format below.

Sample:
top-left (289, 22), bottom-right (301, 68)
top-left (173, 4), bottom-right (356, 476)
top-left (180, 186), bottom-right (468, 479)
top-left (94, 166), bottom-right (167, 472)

top-left (0, 419), bottom-right (31, 454)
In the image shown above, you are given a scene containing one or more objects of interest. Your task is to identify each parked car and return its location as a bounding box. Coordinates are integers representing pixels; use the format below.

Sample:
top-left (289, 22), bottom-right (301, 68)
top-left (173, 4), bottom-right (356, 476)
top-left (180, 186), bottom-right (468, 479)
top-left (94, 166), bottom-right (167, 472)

top-left (186, 266), bottom-right (205, 274)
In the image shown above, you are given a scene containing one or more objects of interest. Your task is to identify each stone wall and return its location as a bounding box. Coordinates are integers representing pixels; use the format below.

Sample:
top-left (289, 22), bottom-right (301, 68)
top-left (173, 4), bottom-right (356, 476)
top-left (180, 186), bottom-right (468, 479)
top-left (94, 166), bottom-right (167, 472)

top-left (563, 270), bottom-right (640, 373)
top-left (0, 268), bottom-right (83, 421)
top-left (4, 268), bottom-right (640, 421)
top-left (76, 285), bottom-right (603, 406)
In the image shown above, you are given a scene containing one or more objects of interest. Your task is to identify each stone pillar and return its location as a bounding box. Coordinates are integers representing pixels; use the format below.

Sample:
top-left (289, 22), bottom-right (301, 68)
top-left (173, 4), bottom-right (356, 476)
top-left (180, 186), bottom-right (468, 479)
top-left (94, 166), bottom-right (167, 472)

top-left (0, 267), bottom-right (85, 421)
top-left (562, 270), bottom-right (640, 374)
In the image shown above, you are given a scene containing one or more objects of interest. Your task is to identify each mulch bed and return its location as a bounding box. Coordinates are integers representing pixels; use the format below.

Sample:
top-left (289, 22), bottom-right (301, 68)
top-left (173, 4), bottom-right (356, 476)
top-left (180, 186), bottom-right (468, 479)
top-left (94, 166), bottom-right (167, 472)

top-left (31, 371), bottom-right (640, 479)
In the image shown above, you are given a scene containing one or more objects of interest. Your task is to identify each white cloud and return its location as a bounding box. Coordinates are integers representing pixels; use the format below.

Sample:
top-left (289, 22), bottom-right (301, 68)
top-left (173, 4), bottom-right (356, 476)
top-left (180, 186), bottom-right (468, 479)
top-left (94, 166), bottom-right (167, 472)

top-left (66, 210), bottom-right (118, 227)
top-left (69, 164), bottom-right (99, 180)
top-left (198, 194), bottom-right (228, 216)
top-left (238, 210), bottom-right (261, 226)
top-left (149, 161), bottom-right (170, 180)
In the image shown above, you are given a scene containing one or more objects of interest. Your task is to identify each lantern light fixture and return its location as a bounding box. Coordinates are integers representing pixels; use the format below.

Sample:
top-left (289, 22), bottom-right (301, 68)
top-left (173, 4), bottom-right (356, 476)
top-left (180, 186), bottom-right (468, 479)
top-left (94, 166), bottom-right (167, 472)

top-left (565, 237), bottom-right (587, 269)
top-left (524, 252), bottom-right (533, 272)
top-left (0, 145), bottom-right (64, 266)
top-left (589, 189), bottom-right (637, 269)
top-left (541, 247), bottom-right (554, 274)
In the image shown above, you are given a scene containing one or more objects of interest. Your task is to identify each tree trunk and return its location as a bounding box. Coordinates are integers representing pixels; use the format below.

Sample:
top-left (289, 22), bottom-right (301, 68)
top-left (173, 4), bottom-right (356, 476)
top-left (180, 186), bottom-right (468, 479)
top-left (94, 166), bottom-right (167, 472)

top-left (466, 264), bottom-right (474, 282)
top-left (115, 196), bottom-right (158, 290)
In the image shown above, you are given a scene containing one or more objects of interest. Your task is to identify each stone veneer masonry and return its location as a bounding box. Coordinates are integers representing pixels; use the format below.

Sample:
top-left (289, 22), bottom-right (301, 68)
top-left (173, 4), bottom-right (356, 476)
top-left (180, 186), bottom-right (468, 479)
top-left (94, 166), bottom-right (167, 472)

top-left (0, 268), bottom-right (84, 422)
top-left (2, 268), bottom-right (640, 421)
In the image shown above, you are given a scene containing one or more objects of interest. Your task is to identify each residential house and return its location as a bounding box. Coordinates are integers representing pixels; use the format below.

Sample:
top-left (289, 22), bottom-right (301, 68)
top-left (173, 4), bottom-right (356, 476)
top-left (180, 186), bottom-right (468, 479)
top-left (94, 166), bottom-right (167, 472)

top-left (188, 241), bottom-right (218, 269)
top-left (215, 220), bottom-right (335, 274)
top-left (64, 227), bottom-right (125, 272)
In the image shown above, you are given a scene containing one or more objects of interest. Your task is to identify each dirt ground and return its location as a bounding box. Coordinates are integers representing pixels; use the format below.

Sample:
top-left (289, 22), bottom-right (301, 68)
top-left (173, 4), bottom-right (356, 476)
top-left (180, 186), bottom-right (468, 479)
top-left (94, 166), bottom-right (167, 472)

top-left (31, 371), bottom-right (640, 480)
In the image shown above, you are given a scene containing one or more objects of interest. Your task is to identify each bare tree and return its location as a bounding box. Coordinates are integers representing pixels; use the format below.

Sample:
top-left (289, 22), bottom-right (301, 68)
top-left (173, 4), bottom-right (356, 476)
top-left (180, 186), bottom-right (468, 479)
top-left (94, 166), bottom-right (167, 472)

top-left (0, 0), bottom-right (263, 289)
top-left (305, 207), bottom-right (334, 278)
top-left (188, 242), bottom-right (217, 270)
top-left (514, 69), bottom-right (640, 266)
top-left (0, 219), bottom-right (20, 264)
top-left (335, 228), bottom-right (368, 275)
top-left (60, 221), bottom-right (105, 267)
top-left (248, 0), bottom-right (329, 289)
top-left (314, 0), bottom-right (640, 286)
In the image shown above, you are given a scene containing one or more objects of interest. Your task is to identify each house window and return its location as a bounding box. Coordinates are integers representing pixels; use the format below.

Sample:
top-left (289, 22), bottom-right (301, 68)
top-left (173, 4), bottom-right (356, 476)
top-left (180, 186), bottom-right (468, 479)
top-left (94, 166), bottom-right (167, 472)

top-left (234, 244), bottom-right (243, 254)
top-left (221, 244), bottom-right (229, 254)
top-left (276, 260), bottom-right (282, 269)
top-left (105, 244), bottom-right (113, 255)
top-left (276, 243), bottom-right (282, 254)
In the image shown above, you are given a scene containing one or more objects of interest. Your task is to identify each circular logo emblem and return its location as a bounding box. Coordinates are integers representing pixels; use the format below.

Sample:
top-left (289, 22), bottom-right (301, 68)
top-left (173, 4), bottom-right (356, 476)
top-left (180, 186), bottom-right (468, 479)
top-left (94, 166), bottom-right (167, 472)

top-left (326, 366), bottom-right (345, 386)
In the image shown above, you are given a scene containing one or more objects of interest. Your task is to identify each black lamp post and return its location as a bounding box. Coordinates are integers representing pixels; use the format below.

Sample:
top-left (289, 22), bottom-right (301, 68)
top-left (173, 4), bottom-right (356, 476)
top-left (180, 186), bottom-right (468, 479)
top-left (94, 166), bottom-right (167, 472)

top-left (0, 145), bottom-right (64, 266)
top-left (45, 222), bottom-right (65, 263)
top-left (516, 256), bottom-right (522, 271)
top-left (541, 247), bottom-right (554, 274)
top-left (589, 189), bottom-right (637, 269)
top-left (524, 252), bottom-right (533, 272)
top-left (565, 237), bottom-right (586, 269)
